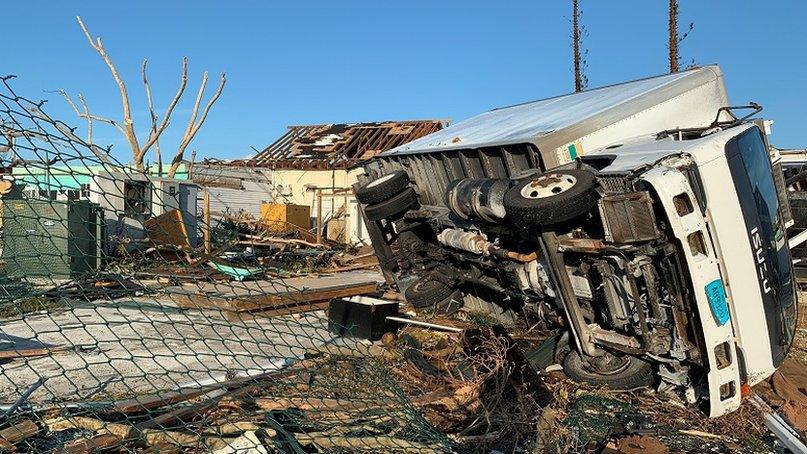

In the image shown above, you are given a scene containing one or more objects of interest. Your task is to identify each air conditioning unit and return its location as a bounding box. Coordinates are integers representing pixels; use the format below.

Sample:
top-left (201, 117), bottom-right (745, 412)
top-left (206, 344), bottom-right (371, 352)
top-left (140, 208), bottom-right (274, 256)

top-left (275, 184), bottom-right (293, 196)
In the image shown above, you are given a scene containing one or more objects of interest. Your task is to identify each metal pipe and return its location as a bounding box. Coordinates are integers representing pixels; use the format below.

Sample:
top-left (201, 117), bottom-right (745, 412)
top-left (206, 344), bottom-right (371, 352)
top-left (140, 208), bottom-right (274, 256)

top-left (488, 245), bottom-right (539, 263)
top-left (1, 377), bottom-right (45, 420)
top-left (437, 228), bottom-right (538, 263)
top-left (385, 316), bottom-right (464, 333)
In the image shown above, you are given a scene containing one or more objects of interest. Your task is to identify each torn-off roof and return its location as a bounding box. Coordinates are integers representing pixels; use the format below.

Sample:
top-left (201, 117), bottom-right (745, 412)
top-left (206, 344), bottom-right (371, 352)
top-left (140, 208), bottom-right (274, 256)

top-left (230, 120), bottom-right (448, 170)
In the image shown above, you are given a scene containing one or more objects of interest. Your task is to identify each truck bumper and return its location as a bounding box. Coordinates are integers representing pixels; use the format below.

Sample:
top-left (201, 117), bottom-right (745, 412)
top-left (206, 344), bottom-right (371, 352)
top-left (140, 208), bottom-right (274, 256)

top-left (641, 167), bottom-right (742, 417)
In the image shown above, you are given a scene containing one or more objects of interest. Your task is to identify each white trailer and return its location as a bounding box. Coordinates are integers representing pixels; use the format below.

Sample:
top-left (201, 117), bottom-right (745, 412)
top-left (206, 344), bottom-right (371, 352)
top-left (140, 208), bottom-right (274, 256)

top-left (385, 65), bottom-right (730, 169)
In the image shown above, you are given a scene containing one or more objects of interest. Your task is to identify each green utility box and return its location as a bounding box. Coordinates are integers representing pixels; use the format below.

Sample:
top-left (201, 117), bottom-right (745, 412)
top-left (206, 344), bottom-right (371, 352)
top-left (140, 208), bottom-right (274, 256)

top-left (2, 199), bottom-right (104, 279)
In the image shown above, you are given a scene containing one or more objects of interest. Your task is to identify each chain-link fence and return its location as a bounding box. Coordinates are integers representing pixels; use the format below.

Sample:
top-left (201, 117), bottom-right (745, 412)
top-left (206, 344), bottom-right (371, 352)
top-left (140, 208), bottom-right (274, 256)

top-left (0, 76), bottom-right (561, 453)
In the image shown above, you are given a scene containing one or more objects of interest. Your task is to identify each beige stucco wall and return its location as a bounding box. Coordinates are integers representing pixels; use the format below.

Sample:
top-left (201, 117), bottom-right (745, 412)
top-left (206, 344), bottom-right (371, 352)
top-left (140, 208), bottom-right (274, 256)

top-left (270, 168), bottom-right (369, 243)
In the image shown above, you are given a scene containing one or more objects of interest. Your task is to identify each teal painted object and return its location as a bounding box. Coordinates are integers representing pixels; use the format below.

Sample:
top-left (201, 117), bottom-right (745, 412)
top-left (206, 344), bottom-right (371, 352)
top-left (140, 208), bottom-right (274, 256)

top-left (11, 164), bottom-right (190, 192)
top-left (209, 261), bottom-right (264, 281)
top-left (568, 143), bottom-right (578, 159)
top-left (705, 279), bottom-right (730, 326)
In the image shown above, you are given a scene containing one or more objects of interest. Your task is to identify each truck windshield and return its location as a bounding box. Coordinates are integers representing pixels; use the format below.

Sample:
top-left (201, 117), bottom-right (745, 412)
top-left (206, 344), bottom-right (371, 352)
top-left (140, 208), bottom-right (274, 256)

top-left (725, 126), bottom-right (796, 366)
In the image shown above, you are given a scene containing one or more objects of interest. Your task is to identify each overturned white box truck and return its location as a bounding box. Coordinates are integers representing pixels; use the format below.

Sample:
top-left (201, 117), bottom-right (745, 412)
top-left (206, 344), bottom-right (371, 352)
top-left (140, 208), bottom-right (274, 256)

top-left (355, 65), bottom-right (798, 417)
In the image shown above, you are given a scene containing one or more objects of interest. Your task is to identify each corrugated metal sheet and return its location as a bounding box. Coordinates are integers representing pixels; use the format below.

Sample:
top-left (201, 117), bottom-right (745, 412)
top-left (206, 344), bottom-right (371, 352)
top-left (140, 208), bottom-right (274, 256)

top-left (204, 182), bottom-right (274, 219)
top-left (192, 166), bottom-right (275, 219)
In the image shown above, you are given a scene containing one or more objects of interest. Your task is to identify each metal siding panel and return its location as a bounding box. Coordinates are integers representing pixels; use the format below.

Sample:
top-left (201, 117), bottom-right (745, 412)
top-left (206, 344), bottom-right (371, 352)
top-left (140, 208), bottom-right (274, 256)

top-left (443, 151), bottom-right (466, 182)
top-left (411, 156), bottom-right (437, 205)
top-left (460, 150), bottom-right (485, 179)
top-left (429, 155), bottom-right (450, 202)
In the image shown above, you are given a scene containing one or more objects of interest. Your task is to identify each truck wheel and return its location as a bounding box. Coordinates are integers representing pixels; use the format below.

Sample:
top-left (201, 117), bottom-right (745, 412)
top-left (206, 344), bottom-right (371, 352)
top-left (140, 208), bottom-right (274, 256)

top-left (563, 350), bottom-right (654, 390)
top-left (364, 187), bottom-right (418, 221)
top-left (405, 277), bottom-right (455, 309)
top-left (356, 171), bottom-right (411, 205)
top-left (503, 170), bottom-right (598, 225)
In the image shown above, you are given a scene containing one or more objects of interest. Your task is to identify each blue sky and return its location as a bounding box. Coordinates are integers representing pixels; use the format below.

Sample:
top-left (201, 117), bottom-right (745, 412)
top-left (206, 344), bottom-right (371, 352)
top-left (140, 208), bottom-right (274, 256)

top-left (4, 1), bottom-right (807, 162)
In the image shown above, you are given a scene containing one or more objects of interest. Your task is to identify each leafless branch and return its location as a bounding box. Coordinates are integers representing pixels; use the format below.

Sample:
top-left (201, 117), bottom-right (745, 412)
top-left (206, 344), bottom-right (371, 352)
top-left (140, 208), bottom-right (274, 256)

top-left (26, 105), bottom-right (112, 164)
top-left (142, 60), bottom-right (159, 174)
top-left (139, 57), bottom-right (189, 163)
top-left (167, 72), bottom-right (226, 177)
top-left (54, 89), bottom-right (124, 143)
top-left (55, 90), bottom-right (121, 130)
top-left (0, 125), bottom-right (14, 153)
top-left (78, 94), bottom-right (92, 144)
top-left (77, 16), bottom-right (141, 167)
top-left (73, 17), bottom-right (224, 175)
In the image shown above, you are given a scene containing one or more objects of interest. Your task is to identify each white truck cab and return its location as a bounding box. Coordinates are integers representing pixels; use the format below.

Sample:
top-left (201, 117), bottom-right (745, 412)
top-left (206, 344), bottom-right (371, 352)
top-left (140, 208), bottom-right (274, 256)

top-left (585, 122), bottom-right (797, 415)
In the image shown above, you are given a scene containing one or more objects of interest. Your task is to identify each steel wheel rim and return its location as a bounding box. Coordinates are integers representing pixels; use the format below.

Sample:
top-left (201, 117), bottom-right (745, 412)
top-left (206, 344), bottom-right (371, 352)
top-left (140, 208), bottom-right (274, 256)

top-left (520, 173), bottom-right (578, 199)
top-left (366, 173), bottom-right (396, 188)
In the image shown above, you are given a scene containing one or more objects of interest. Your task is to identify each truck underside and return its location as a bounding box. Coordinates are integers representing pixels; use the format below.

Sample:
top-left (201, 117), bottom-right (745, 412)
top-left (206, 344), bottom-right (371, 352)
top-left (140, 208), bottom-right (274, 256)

top-left (357, 144), bottom-right (724, 404)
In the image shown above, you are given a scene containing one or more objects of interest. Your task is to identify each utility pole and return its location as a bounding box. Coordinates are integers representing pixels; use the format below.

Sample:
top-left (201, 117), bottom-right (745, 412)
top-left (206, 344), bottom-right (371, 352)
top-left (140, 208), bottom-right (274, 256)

top-left (572, 0), bottom-right (584, 92)
top-left (668, 0), bottom-right (679, 73)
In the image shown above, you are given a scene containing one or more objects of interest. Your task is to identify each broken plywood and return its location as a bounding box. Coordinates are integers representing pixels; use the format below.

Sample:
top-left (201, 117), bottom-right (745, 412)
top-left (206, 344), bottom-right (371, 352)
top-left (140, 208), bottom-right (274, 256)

top-left (144, 209), bottom-right (191, 248)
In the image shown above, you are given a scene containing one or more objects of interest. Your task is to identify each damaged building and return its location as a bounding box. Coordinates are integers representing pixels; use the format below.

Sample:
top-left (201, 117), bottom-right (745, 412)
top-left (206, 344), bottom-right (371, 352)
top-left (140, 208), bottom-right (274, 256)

top-left (197, 120), bottom-right (447, 243)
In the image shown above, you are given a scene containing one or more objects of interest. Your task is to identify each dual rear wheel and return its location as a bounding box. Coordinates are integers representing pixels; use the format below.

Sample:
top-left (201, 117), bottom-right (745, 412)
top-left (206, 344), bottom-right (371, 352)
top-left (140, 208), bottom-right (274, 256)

top-left (356, 171), bottom-right (418, 221)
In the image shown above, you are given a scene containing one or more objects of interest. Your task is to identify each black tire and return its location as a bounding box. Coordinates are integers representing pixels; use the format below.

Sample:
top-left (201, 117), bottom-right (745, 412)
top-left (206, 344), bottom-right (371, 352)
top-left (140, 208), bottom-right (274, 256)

top-left (563, 350), bottom-right (654, 390)
top-left (356, 171), bottom-right (411, 205)
top-left (503, 169), bottom-right (598, 225)
top-left (364, 187), bottom-right (418, 221)
top-left (405, 278), bottom-right (455, 309)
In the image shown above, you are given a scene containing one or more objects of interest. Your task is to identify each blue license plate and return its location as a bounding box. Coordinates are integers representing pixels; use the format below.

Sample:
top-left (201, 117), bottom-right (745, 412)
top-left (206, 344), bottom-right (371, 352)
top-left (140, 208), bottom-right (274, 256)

top-left (705, 279), bottom-right (730, 326)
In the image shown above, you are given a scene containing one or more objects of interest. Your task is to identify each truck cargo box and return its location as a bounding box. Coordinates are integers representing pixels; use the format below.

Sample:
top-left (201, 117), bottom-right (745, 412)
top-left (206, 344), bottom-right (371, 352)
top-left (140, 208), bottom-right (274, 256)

top-left (377, 65), bottom-right (730, 171)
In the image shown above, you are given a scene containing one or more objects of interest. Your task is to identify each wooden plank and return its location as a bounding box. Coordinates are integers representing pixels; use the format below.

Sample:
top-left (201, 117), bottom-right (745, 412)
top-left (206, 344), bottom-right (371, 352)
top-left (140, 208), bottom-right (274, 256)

top-left (228, 281), bottom-right (378, 311)
top-left (203, 190), bottom-right (211, 254)
top-left (174, 281), bottom-right (378, 313)
top-left (47, 416), bottom-right (133, 438)
top-left (113, 387), bottom-right (214, 414)
top-left (112, 363), bottom-right (312, 415)
top-left (0, 345), bottom-right (69, 360)
top-left (63, 433), bottom-right (123, 453)
top-left (0, 419), bottom-right (39, 444)
top-left (224, 300), bottom-right (332, 322)
top-left (144, 209), bottom-right (190, 248)
top-left (254, 397), bottom-right (391, 412)
top-left (294, 434), bottom-right (443, 453)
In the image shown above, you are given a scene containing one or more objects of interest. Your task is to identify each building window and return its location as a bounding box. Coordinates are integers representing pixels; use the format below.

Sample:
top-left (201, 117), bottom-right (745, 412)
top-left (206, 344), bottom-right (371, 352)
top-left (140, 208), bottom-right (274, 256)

top-left (80, 184), bottom-right (91, 199)
top-left (124, 181), bottom-right (150, 215)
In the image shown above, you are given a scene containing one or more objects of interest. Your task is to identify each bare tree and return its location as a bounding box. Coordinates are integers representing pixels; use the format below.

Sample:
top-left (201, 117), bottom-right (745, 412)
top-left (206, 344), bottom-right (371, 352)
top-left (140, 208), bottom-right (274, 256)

top-left (572, 0), bottom-right (588, 92)
top-left (61, 16), bottom-right (225, 177)
top-left (668, 0), bottom-right (694, 73)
